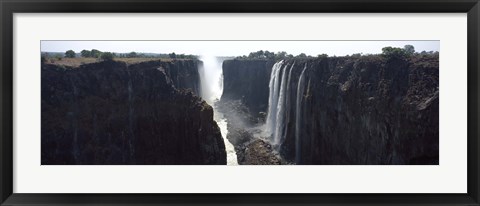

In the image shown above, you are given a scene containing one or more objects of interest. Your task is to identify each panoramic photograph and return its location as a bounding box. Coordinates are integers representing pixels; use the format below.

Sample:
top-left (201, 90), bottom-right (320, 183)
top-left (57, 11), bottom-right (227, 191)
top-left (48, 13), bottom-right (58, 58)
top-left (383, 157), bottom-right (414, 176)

top-left (41, 41), bottom-right (439, 165)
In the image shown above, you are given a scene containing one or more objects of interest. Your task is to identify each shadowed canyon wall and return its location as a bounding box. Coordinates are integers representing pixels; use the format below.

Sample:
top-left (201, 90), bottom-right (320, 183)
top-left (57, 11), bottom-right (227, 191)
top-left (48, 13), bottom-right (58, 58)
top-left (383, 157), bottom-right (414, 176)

top-left (221, 59), bottom-right (275, 115)
top-left (41, 60), bottom-right (226, 165)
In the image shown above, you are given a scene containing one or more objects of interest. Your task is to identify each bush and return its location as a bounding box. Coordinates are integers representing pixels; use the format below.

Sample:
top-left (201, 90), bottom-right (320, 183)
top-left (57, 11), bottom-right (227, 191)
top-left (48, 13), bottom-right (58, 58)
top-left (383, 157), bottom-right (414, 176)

top-left (317, 54), bottom-right (329, 58)
top-left (382, 46), bottom-right (408, 60)
top-left (404, 45), bottom-right (415, 55)
top-left (296, 53), bottom-right (307, 58)
top-left (65, 50), bottom-right (76, 58)
top-left (91, 49), bottom-right (102, 58)
top-left (275, 51), bottom-right (287, 60)
top-left (100, 52), bottom-right (114, 61)
top-left (127, 52), bottom-right (138, 58)
top-left (81, 50), bottom-right (92, 58)
top-left (382, 45), bottom-right (416, 60)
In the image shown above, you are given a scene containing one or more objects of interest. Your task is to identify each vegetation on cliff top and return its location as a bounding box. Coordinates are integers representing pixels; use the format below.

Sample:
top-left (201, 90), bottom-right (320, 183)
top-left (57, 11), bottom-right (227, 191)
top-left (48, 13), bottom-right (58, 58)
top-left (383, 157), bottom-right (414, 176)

top-left (41, 57), bottom-right (195, 68)
top-left (234, 50), bottom-right (329, 60)
top-left (233, 45), bottom-right (438, 61)
top-left (41, 49), bottom-right (198, 67)
top-left (42, 48), bottom-right (200, 68)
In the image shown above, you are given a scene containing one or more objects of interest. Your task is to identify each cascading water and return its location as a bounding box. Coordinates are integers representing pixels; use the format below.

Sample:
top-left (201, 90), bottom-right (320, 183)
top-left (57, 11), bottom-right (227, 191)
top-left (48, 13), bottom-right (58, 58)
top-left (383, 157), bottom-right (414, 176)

top-left (265, 61), bottom-right (296, 147)
top-left (265, 61), bottom-right (308, 163)
top-left (274, 63), bottom-right (295, 145)
top-left (199, 55), bottom-right (238, 165)
top-left (295, 64), bottom-right (307, 164)
top-left (265, 61), bottom-right (284, 140)
top-left (199, 56), bottom-right (223, 104)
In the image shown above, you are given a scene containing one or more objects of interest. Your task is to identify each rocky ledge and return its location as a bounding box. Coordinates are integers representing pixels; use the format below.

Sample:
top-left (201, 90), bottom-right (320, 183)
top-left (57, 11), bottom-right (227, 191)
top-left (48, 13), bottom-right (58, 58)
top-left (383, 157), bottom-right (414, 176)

top-left (217, 100), bottom-right (283, 165)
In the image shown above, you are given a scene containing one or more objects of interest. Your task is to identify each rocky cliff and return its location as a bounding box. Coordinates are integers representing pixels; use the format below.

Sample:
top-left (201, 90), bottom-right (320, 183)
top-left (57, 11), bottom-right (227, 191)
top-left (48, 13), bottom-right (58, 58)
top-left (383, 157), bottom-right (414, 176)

top-left (222, 55), bottom-right (439, 165)
top-left (41, 60), bottom-right (226, 165)
top-left (221, 59), bottom-right (274, 115)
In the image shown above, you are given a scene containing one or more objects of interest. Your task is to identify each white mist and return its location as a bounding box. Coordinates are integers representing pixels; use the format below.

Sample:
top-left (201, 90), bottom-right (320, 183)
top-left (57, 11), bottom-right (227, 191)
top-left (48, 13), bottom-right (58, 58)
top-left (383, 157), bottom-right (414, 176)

top-left (199, 55), bottom-right (224, 105)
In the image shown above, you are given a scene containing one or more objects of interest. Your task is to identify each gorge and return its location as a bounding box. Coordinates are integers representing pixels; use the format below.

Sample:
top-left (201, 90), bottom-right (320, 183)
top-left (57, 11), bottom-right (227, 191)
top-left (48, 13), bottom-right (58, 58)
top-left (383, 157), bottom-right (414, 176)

top-left (41, 50), bottom-right (439, 165)
top-left (198, 55), bottom-right (238, 165)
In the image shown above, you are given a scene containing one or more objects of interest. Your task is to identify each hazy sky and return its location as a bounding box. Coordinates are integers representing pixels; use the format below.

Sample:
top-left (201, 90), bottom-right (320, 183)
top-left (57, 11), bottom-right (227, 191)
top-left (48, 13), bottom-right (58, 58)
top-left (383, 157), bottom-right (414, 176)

top-left (41, 41), bottom-right (439, 57)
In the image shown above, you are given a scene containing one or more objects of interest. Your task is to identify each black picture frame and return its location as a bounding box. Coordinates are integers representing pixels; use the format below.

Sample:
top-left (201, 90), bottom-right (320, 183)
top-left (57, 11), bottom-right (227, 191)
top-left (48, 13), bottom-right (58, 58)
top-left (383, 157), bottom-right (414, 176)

top-left (1, 0), bottom-right (479, 205)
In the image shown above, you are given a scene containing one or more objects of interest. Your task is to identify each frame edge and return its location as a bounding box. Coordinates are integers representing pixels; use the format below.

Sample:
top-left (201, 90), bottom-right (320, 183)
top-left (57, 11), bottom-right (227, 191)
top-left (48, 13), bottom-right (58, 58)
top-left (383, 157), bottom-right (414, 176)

top-left (468, 1), bottom-right (480, 204)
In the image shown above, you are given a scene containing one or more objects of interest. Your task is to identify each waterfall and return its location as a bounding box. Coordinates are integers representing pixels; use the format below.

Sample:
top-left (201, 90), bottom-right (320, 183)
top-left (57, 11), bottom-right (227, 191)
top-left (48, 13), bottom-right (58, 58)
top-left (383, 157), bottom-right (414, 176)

top-left (274, 63), bottom-right (294, 145)
top-left (265, 61), bottom-right (308, 162)
top-left (199, 55), bottom-right (238, 165)
top-left (199, 56), bottom-right (224, 105)
top-left (266, 61), bottom-right (297, 147)
top-left (295, 64), bottom-right (307, 164)
top-left (265, 61), bottom-right (284, 137)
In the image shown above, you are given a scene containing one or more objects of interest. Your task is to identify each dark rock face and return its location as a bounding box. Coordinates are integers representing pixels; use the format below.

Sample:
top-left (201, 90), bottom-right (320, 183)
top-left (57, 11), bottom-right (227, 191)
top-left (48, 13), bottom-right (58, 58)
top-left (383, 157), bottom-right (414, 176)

top-left (221, 59), bottom-right (275, 115)
top-left (41, 60), bottom-right (226, 165)
top-left (133, 60), bottom-right (202, 95)
top-left (222, 55), bottom-right (439, 165)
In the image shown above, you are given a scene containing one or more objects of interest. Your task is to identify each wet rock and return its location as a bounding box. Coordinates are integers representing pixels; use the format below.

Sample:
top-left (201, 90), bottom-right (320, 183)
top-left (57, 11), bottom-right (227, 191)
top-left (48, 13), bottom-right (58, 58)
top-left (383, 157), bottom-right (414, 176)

top-left (242, 139), bottom-right (281, 165)
top-left (217, 99), bottom-right (284, 165)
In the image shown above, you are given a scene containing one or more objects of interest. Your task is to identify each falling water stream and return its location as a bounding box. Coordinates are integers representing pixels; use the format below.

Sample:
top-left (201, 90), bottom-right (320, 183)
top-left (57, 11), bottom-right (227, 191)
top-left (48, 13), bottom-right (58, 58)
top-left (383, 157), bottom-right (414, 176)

top-left (199, 55), bottom-right (238, 165)
top-left (265, 61), bottom-right (308, 164)
top-left (266, 61), bottom-right (297, 147)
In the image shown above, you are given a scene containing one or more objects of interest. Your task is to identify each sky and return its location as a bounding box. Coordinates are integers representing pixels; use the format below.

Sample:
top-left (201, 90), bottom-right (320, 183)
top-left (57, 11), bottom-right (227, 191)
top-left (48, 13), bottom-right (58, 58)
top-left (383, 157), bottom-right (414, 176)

top-left (41, 41), bottom-right (439, 57)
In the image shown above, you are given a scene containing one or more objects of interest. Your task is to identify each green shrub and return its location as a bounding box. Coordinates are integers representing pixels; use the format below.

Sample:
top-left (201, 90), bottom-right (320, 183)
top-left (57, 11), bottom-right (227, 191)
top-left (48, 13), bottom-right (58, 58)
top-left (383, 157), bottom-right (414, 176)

top-left (382, 45), bottom-right (416, 60)
top-left (91, 49), bottom-right (102, 58)
top-left (127, 52), bottom-right (138, 58)
top-left (317, 54), bottom-right (329, 58)
top-left (382, 46), bottom-right (408, 60)
top-left (296, 53), bottom-right (307, 58)
top-left (404, 45), bottom-right (415, 55)
top-left (81, 50), bottom-right (92, 58)
top-left (65, 50), bottom-right (76, 58)
top-left (100, 52), bottom-right (114, 61)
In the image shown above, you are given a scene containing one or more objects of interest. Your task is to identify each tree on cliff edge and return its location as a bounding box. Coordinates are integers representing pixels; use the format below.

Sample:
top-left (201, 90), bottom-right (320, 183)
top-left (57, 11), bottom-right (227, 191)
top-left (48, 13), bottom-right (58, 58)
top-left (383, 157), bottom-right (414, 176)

top-left (81, 50), bottom-right (92, 58)
top-left (382, 46), bottom-right (409, 60)
top-left (91, 49), bottom-right (102, 58)
top-left (382, 45), bottom-right (416, 60)
top-left (100, 52), bottom-right (114, 61)
top-left (127, 52), bottom-right (138, 58)
top-left (404, 45), bottom-right (415, 55)
top-left (65, 50), bottom-right (76, 58)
